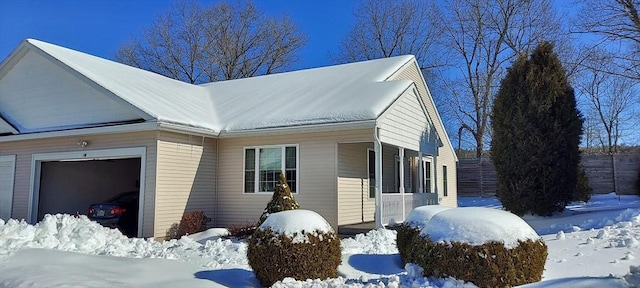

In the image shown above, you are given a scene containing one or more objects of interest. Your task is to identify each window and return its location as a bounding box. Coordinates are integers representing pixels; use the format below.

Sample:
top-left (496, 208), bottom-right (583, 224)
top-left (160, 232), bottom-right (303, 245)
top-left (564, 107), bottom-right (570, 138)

top-left (368, 149), bottom-right (375, 198)
top-left (394, 156), bottom-right (414, 193)
top-left (443, 165), bottom-right (448, 197)
top-left (244, 145), bottom-right (298, 193)
top-left (423, 159), bottom-right (432, 193)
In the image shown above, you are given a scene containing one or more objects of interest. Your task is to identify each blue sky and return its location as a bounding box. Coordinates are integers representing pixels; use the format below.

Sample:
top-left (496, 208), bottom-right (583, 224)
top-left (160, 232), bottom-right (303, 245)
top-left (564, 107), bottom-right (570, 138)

top-left (0, 0), bottom-right (359, 70)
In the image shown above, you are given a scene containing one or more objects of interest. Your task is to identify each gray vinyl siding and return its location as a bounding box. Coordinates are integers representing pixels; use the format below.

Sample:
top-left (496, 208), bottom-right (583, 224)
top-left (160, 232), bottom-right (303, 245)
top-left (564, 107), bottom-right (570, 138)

top-left (0, 131), bottom-right (158, 236)
top-left (155, 131), bottom-right (216, 239)
top-left (390, 60), bottom-right (458, 207)
top-left (337, 143), bottom-right (375, 225)
top-left (216, 129), bottom-right (373, 229)
top-left (378, 89), bottom-right (437, 154)
top-left (0, 49), bottom-right (141, 131)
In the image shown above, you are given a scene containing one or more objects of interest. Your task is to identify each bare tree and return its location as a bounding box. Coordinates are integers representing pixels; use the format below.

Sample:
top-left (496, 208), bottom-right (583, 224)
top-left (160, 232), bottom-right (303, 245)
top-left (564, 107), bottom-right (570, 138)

top-left (576, 53), bottom-right (638, 153)
top-left (116, 1), bottom-right (305, 84)
top-left (436, 0), bottom-right (563, 158)
top-left (574, 0), bottom-right (640, 81)
top-left (332, 0), bottom-right (445, 71)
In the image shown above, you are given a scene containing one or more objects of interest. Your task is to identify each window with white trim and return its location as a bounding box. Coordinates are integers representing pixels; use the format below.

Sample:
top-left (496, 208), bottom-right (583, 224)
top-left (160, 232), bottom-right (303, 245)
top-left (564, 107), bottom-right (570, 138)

top-left (244, 145), bottom-right (298, 193)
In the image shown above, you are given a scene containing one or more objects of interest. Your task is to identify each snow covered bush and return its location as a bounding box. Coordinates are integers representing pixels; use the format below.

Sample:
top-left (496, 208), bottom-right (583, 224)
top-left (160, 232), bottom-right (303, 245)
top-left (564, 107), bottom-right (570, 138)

top-left (397, 205), bottom-right (451, 264)
top-left (247, 210), bottom-right (341, 287)
top-left (409, 207), bottom-right (547, 287)
top-left (259, 172), bottom-right (300, 225)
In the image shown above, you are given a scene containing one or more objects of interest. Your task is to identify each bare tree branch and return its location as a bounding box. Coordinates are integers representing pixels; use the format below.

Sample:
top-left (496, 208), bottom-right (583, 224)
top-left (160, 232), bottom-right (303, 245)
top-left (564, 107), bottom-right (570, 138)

top-left (436, 0), bottom-right (563, 158)
top-left (115, 0), bottom-right (306, 84)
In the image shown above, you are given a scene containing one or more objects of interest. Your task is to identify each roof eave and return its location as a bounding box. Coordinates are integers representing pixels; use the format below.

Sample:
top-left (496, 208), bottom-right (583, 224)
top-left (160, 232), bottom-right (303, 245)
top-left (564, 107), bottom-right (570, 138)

top-left (218, 120), bottom-right (377, 138)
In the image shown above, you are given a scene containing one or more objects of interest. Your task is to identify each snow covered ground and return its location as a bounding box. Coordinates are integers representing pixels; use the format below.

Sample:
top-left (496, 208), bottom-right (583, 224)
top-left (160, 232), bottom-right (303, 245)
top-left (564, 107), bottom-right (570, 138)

top-left (0, 193), bottom-right (639, 287)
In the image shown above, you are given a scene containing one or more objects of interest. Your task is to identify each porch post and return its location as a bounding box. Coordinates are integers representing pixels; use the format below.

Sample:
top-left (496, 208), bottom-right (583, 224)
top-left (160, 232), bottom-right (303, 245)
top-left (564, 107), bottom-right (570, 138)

top-left (418, 152), bottom-right (424, 193)
top-left (374, 129), bottom-right (383, 228)
top-left (399, 147), bottom-right (405, 221)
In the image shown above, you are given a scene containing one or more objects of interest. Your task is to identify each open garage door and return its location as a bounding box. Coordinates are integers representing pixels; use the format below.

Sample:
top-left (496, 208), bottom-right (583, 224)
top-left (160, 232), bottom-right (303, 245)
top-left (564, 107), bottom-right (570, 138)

top-left (30, 148), bottom-right (146, 237)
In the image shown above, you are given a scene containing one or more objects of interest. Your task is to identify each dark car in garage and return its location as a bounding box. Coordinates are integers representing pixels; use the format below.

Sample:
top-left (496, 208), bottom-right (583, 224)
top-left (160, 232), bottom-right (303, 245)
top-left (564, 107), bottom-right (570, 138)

top-left (88, 191), bottom-right (139, 237)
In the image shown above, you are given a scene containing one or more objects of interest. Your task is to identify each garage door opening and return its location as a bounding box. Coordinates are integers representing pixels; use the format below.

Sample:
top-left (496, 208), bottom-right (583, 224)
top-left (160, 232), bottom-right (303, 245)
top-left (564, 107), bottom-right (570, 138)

top-left (30, 147), bottom-right (146, 237)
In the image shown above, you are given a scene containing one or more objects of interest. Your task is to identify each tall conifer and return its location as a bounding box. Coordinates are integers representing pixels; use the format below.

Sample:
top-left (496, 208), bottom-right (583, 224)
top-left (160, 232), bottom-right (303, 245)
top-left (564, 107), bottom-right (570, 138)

top-left (491, 42), bottom-right (583, 216)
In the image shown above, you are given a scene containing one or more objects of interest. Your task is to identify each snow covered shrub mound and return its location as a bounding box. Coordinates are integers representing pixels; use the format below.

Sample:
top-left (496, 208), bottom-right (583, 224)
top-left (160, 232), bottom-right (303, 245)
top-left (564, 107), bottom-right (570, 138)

top-left (247, 210), bottom-right (341, 287)
top-left (410, 207), bottom-right (548, 287)
top-left (397, 205), bottom-right (451, 264)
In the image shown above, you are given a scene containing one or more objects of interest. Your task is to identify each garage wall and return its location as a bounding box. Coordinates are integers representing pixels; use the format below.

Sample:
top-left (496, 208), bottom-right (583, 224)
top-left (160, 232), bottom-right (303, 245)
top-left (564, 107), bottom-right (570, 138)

top-left (155, 131), bottom-right (216, 239)
top-left (37, 158), bottom-right (140, 220)
top-left (0, 131), bottom-right (157, 236)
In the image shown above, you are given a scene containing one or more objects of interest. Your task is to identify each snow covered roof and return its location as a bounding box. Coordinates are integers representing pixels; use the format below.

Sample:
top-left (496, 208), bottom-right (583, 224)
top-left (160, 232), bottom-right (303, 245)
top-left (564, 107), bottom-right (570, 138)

top-left (22, 39), bottom-right (217, 131)
top-left (201, 59), bottom-right (414, 132)
top-left (0, 39), bottom-right (417, 135)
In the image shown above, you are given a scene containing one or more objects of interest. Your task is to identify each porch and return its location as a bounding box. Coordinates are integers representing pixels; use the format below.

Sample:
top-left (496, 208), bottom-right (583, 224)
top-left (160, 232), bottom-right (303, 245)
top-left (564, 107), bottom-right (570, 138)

top-left (337, 139), bottom-right (441, 229)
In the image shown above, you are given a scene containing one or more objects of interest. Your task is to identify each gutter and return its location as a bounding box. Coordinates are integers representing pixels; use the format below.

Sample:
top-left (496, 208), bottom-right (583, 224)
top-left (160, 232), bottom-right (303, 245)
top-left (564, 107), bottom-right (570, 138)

top-left (0, 121), bottom-right (220, 142)
top-left (217, 120), bottom-right (377, 138)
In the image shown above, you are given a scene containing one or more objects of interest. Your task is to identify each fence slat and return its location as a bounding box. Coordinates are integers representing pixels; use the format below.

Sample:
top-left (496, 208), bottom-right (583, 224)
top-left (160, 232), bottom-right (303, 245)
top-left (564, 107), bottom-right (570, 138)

top-left (457, 154), bottom-right (640, 196)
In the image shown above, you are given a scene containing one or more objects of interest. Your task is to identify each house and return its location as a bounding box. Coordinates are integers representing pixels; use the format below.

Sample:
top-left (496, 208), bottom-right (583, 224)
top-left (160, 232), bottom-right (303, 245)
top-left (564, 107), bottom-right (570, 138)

top-left (0, 39), bottom-right (458, 238)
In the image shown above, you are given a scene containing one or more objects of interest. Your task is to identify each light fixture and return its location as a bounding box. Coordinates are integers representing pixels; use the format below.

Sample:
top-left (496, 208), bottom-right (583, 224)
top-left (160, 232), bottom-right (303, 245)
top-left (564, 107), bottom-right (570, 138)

top-left (77, 140), bottom-right (88, 148)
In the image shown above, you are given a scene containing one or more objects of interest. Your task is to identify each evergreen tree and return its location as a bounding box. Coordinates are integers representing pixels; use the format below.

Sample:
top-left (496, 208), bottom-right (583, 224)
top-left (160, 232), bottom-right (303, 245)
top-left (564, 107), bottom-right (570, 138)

top-left (491, 42), bottom-right (584, 216)
top-left (259, 172), bottom-right (300, 224)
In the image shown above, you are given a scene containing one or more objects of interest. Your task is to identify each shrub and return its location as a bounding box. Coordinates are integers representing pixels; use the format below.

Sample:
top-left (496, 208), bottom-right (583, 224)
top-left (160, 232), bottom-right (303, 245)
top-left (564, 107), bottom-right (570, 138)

top-left (259, 172), bottom-right (300, 225)
top-left (247, 210), bottom-right (341, 287)
top-left (396, 223), bottom-right (421, 264)
top-left (226, 221), bottom-right (258, 239)
top-left (413, 237), bottom-right (547, 287)
top-left (178, 211), bottom-right (209, 236)
top-left (491, 42), bottom-right (583, 216)
top-left (396, 205), bottom-right (452, 264)
top-left (406, 207), bottom-right (547, 287)
top-left (573, 165), bottom-right (592, 202)
top-left (166, 211), bottom-right (209, 239)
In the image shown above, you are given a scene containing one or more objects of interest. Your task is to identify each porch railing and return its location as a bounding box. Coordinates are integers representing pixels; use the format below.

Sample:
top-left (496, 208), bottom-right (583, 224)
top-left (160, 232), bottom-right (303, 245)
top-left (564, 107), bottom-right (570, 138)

top-left (381, 193), bottom-right (439, 226)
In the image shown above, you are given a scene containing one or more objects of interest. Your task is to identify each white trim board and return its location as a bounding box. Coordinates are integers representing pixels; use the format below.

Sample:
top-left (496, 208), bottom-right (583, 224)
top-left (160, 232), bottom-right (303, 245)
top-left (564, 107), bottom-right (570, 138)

top-left (0, 155), bottom-right (16, 220)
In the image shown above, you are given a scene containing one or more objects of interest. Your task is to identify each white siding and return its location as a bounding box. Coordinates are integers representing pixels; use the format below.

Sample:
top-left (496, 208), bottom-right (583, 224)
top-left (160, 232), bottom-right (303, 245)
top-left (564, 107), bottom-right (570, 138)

top-left (0, 155), bottom-right (16, 220)
top-left (0, 50), bottom-right (141, 132)
top-left (378, 89), bottom-right (438, 154)
top-left (0, 131), bottom-right (157, 236)
top-left (390, 61), bottom-right (458, 207)
top-left (155, 132), bottom-right (216, 239)
top-left (216, 129), bottom-right (372, 229)
top-left (337, 143), bottom-right (375, 225)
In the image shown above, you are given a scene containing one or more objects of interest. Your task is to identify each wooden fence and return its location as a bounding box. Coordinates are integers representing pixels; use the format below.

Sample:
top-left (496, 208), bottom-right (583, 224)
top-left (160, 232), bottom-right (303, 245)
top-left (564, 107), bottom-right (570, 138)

top-left (457, 154), bottom-right (640, 196)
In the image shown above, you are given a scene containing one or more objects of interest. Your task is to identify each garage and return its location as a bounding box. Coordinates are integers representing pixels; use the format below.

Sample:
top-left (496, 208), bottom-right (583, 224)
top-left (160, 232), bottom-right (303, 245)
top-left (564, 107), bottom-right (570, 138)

top-left (30, 147), bottom-right (146, 236)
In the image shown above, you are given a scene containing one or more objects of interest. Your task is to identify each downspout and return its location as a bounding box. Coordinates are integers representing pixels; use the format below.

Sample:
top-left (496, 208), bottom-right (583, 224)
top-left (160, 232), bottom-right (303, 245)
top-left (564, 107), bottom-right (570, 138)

top-left (214, 138), bottom-right (219, 227)
top-left (374, 126), bottom-right (383, 229)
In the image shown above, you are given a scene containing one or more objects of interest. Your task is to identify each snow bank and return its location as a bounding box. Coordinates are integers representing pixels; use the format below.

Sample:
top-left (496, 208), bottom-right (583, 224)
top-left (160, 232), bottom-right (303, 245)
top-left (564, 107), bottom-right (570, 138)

top-left (259, 210), bottom-right (333, 243)
top-left (405, 205), bottom-right (452, 228)
top-left (422, 207), bottom-right (540, 248)
top-left (0, 214), bottom-right (248, 268)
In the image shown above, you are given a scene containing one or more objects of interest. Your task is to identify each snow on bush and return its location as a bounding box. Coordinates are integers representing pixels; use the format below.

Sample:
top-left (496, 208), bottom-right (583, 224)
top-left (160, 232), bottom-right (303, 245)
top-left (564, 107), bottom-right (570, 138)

top-left (258, 209), bottom-right (332, 243)
top-left (422, 207), bottom-right (540, 248)
top-left (248, 209), bottom-right (341, 287)
top-left (405, 205), bottom-right (452, 228)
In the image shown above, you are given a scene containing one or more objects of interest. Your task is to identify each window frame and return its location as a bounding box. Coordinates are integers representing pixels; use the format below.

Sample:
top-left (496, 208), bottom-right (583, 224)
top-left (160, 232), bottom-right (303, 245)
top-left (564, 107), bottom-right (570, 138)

top-left (443, 165), bottom-right (448, 197)
top-left (243, 144), bottom-right (299, 194)
top-left (422, 157), bottom-right (433, 193)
